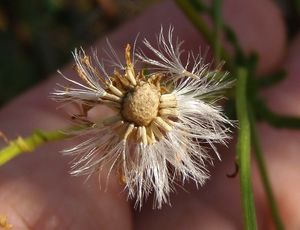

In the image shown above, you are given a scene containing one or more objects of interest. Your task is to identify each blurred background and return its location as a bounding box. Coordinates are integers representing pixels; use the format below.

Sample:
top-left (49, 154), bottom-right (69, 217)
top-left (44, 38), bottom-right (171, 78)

top-left (0, 0), bottom-right (299, 107)
top-left (0, 0), bottom-right (155, 107)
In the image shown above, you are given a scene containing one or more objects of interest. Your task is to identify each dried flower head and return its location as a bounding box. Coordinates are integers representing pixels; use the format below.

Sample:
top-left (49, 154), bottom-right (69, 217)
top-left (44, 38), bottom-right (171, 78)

top-left (52, 27), bottom-right (233, 208)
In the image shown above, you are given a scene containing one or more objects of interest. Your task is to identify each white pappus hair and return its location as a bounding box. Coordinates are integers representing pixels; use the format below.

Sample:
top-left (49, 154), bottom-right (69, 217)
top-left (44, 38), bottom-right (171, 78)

top-left (52, 26), bottom-right (233, 209)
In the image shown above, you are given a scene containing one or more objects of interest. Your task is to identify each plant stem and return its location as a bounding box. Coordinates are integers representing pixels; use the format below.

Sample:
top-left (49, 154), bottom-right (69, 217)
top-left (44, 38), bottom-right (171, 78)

top-left (212, 0), bottom-right (222, 62)
top-left (0, 115), bottom-right (123, 166)
top-left (249, 109), bottom-right (284, 230)
top-left (236, 67), bottom-right (257, 229)
top-left (0, 129), bottom-right (68, 166)
top-left (174, 0), bottom-right (234, 71)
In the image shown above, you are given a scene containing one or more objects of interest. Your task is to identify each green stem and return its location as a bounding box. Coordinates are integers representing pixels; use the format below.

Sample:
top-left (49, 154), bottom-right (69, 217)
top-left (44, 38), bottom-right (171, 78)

top-left (212, 0), bottom-right (222, 62)
top-left (0, 115), bottom-right (123, 166)
top-left (174, 0), bottom-right (234, 71)
top-left (0, 129), bottom-right (68, 166)
top-left (249, 109), bottom-right (284, 230)
top-left (236, 67), bottom-right (257, 229)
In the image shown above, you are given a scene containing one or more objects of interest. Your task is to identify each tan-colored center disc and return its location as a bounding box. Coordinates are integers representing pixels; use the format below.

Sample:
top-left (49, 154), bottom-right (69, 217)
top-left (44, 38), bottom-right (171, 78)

top-left (122, 83), bottom-right (160, 126)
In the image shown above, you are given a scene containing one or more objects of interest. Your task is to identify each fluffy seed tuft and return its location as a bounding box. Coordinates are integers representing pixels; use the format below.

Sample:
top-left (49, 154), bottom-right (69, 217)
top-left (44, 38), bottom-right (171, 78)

top-left (51, 27), bottom-right (233, 209)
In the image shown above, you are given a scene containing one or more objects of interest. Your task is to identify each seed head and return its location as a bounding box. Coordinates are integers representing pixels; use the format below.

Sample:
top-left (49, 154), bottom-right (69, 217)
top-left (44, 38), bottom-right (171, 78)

top-left (52, 27), bottom-right (233, 209)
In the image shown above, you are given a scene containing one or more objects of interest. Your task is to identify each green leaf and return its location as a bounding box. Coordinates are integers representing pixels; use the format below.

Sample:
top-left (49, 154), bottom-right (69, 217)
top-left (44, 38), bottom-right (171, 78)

top-left (256, 70), bottom-right (286, 88)
top-left (189, 0), bottom-right (209, 12)
top-left (255, 99), bottom-right (300, 129)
